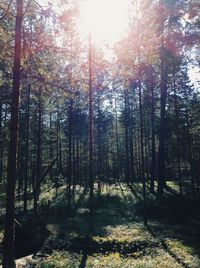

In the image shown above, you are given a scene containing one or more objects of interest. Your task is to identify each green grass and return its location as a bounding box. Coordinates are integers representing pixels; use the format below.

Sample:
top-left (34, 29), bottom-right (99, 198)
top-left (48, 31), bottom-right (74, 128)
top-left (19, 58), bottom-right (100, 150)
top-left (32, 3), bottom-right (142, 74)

top-left (36, 251), bottom-right (82, 268)
top-left (35, 183), bottom-right (200, 268)
top-left (0, 182), bottom-right (200, 267)
top-left (36, 249), bottom-right (186, 268)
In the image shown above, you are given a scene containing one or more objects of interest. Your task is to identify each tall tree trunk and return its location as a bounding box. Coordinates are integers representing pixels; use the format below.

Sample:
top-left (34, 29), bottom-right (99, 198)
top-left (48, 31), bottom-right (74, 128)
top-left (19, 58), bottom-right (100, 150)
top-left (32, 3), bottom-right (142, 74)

top-left (72, 136), bottom-right (76, 200)
top-left (184, 90), bottom-right (195, 198)
top-left (49, 112), bottom-right (53, 181)
top-left (56, 111), bottom-right (59, 196)
top-left (67, 98), bottom-right (73, 212)
top-left (114, 97), bottom-right (119, 179)
top-left (150, 68), bottom-right (156, 193)
top-left (173, 71), bottom-right (182, 195)
top-left (89, 34), bottom-right (94, 224)
top-left (138, 75), bottom-right (147, 225)
top-left (34, 88), bottom-right (42, 212)
top-left (3, 0), bottom-right (23, 266)
top-left (23, 83), bottom-right (30, 212)
top-left (158, 48), bottom-right (168, 197)
top-left (76, 138), bottom-right (80, 185)
top-left (2, 101), bottom-right (9, 181)
top-left (97, 105), bottom-right (102, 183)
top-left (16, 141), bottom-right (22, 201)
top-left (129, 128), bottom-right (135, 181)
top-left (134, 135), bottom-right (139, 179)
top-left (137, 125), bottom-right (141, 179)
top-left (124, 85), bottom-right (130, 182)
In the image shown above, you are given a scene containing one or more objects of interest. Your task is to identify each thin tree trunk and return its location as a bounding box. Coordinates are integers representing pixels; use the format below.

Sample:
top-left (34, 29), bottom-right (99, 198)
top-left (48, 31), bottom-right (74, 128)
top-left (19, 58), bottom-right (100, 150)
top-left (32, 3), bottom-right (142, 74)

top-left (67, 98), bottom-right (73, 212)
top-left (97, 106), bottom-right (102, 183)
top-left (34, 88), bottom-right (42, 212)
top-left (72, 136), bottom-right (76, 199)
top-left (124, 86), bottom-right (130, 182)
top-left (173, 71), bottom-right (182, 195)
top-left (16, 140), bottom-right (22, 201)
top-left (184, 91), bottom-right (195, 198)
top-left (114, 97), bottom-right (119, 180)
top-left (76, 138), bottom-right (80, 184)
top-left (23, 83), bottom-right (30, 212)
top-left (129, 130), bottom-right (135, 181)
top-left (150, 68), bottom-right (156, 193)
top-left (49, 112), bottom-right (53, 181)
top-left (56, 111), bottom-right (60, 196)
top-left (134, 135), bottom-right (139, 179)
top-left (89, 34), bottom-right (94, 224)
top-left (138, 75), bottom-right (147, 225)
top-left (158, 48), bottom-right (168, 197)
top-left (137, 125), bottom-right (141, 179)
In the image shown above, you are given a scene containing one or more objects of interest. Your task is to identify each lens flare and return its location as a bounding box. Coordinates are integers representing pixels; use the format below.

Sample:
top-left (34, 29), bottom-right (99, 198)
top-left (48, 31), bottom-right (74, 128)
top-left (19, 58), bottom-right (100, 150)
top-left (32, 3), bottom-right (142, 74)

top-left (78, 0), bottom-right (130, 45)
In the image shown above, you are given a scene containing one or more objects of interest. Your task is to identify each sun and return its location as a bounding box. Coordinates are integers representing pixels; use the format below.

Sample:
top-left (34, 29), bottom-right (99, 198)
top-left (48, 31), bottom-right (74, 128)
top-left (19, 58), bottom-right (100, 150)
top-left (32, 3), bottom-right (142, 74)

top-left (78, 0), bottom-right (130, 45)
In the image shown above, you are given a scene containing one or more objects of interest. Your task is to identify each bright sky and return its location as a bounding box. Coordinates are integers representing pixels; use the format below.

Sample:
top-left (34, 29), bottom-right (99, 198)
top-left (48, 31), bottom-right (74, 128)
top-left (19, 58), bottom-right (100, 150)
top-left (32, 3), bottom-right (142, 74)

top-left (78, 0), bottom-right (130, 45)
top-left (37, 0), bottom-right (130, 45)
top-left (37, 0), bottom-right (199, 89)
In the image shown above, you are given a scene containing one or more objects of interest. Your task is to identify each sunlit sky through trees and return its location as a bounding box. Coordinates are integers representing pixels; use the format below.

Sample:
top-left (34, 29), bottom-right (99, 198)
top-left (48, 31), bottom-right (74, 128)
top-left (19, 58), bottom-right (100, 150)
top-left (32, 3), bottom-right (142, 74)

top-left (78, 0), bottom-right (130, 44)
top-left (39, 0), bottom-right (131, 44)
top-left (37, 0), bottom-right (199, 89)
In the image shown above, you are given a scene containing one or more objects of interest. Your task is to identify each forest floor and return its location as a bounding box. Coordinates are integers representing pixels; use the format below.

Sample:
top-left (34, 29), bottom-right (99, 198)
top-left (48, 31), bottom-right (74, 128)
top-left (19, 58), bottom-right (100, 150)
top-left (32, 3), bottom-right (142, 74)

top-left (0, 181), bottom-right (200, 268)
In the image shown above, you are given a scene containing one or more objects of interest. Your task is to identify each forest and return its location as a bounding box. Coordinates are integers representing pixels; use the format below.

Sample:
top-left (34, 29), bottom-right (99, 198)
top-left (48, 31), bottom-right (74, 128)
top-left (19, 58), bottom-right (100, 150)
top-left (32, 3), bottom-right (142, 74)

top-left (0, 0), bottom-right (200, 267)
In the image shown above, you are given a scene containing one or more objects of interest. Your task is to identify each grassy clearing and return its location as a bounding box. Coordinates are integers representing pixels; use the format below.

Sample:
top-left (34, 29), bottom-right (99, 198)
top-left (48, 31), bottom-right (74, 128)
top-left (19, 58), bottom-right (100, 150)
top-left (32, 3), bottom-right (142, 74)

top-left (36, 249), bottom-right (186, 268)
top-left (0, 182), bottom-right (200, 267)
top-left (35, 182), bottom-right (200, 268)
top-left (164, 239), bottom-right (200, 268)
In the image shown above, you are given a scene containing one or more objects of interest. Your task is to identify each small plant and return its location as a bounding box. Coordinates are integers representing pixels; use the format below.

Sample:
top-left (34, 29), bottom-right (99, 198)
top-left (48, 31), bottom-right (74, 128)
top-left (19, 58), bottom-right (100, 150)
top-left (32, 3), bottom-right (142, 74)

top-left (36, 251), bottom-right (82, 268)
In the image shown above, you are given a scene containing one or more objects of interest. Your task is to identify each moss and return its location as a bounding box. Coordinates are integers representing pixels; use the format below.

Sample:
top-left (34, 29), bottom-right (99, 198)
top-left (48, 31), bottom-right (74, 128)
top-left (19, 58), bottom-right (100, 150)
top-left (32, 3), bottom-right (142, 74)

top-left (165, 239), bottom-right (200, 268)
top-left (93, 223), bottom-right (154, 244)
top-left (87, 250), bottom-right (182, 268)
top-left (36, 251), bottom-right (82, 268)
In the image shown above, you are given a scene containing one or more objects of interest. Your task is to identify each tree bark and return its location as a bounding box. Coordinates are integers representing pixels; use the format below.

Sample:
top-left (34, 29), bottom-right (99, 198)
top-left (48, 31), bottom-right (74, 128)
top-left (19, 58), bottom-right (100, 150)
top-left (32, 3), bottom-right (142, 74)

top-left (158, 47), bottom-right (168, 197)
top-left (3, 0), bottom-right (23, 266)
top-left (150, 67), bottom-right (156, 193)
top-left (34, 87), bottom-right (42, 212)
top-left (173, 70), bottom-right (182, 195)
top-left (49, 112), bottom-right (53, 181)
top-left (184, 89), bottom-right (195, 198)
top-left (23, 83), bottom-right (30, 212)
top-left (114, 97), bottom-right (119, 179)
top-left (67, 98), bottom-right (73, 212)
top-left (89, 34), bottom-right (94, 225)
top-left (124, 85), bottom-right (130, 182)
top-left (138, 75), bottom-right (147, 225)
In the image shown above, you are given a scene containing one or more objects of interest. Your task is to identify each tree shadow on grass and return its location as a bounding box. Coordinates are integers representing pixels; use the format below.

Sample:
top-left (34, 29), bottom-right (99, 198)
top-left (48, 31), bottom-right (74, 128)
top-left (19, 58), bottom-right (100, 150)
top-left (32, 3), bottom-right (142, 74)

top-left (67, 193), bottom-right (136, 237)
top-left (79, 253), bottom-right (87, 268)
top-left (146, 224), bottom-right (192, 268)
top-left (41, 184), bottom-right (200, 267)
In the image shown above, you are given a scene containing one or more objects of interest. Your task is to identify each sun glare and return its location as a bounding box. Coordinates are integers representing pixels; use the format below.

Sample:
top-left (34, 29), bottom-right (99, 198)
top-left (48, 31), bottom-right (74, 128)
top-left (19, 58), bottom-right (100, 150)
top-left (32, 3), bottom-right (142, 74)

top-left (78, 0), bottom-right (130, 45)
